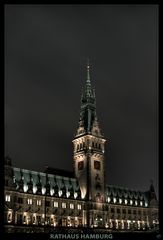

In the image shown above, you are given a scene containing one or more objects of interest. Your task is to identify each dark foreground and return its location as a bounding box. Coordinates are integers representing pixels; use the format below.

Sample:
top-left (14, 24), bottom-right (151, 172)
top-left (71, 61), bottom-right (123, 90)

top-left (4, 226), bottom-right (161, 240)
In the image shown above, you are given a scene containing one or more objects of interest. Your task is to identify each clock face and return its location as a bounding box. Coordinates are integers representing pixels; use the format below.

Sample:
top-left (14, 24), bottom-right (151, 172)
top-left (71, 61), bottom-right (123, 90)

top-left (78, 161), bottom-right (84, 170)
top-left (94, 160), bottom-right (101, 170)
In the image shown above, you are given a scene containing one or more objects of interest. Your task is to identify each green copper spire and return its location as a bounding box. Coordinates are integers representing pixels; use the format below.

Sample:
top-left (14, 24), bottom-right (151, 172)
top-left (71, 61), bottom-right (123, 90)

top-left (75, 62), bottom-right (103, 137)
top-left (86, 58), bottom-right (91, 85)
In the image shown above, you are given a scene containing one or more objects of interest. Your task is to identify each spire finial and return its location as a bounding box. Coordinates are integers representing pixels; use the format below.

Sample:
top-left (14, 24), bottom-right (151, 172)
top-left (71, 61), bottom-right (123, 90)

top-left (86, 58), bottom-right (90, 84)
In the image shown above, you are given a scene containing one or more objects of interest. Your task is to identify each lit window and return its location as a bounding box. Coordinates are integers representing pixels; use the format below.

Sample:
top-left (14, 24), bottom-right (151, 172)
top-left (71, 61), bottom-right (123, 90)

top-left (59, 190), bottom-right (62, 197)
top-left (135, 200), bottom-right (138, 206)
top-left (54, 201), bottom-right (58, 208)
top-left (5, 195), bottom-right (10, 202)
top-left (62, 202), bottom-right (66, 208)
top-left (145, 202), bottom-right (148, 207)
top-left (113, 198), bottom-right (116, 203)
top-left (74, 192), bottom-right (77, 199)
top-left (23, 184), bottom-right (28, 192)
top-left (66, 191), bottom-right (70, 198)
top-left (108, 197), bottom-right (111, 203)
top-left (27, 198), bottom-right (32, 205)
top-left (7, 212), bottom-right (12, 223)
top-left (125, 199), bottom-right (127, 205)
top-left (70, 203), bottom-right (74, 209)
top-left (37, 200), bottom-right (41, 206)
top-left (77, 204), bottom-right (81, 210)
top-left (130, 200), bottom-right (133, 205)
top-left (119, 198), bottom-right (122, 204)
top-left (140, 201), bottom-right (143, 206)
top-left (78, 161), bottom-right (84, 170)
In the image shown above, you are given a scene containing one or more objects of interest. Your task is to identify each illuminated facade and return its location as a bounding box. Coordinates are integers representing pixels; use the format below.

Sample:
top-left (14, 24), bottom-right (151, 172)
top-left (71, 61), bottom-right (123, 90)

top-left (4, 64), bottom-right (159, 233)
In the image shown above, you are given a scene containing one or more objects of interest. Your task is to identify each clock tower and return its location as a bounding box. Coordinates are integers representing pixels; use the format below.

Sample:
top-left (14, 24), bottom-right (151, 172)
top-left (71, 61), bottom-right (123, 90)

top-left (72, 62), bottom-right (106, 226)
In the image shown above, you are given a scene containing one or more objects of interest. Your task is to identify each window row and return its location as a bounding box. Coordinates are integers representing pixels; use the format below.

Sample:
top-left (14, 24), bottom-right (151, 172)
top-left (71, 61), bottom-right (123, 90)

top-left (78, 160), bottom-right (101, 171)
top-left (76, 142), bottom-right (102, 151)
top-left (108, 197), bottom-right (148, 207)
top-left (7, 196), bottom-right (82, 210)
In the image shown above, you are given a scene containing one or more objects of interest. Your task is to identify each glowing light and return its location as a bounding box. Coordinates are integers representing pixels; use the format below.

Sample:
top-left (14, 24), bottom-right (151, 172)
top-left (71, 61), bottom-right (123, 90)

top-left (42, 187), bottom-right (46, 195)
top-left (70, 203), bottom-right (74, 209)
top-left (33, 186), bottom-right (37, 194)
top-left (145, 202), bottom-right (148, 207)
top-left (77, 204), bottom-right (81, 210)
top-left (135, 200), bottom-right (138, 206)
top-left (27, 198), bottom-right (32, 205)
top-left (5, 195), bottom-right (11, 202)
top-left (74, 192), bottom-right (77, 199)
top-left (119, 198), bottom-right (122, 204)
top-left (140, 201), bottom-right (143, 206)
top-left (130, 200), bottom-right (133, 205)
top-left (125, 199), bottom-right (127, 205)
top-left (7, 210), bottom-right (12, 223)
top-left (105, 223), bottom-right (109, 228)
top-left (113, 198), bottom-right (116, 203)
top-left (59, 190), bottom-right (62, 197)
top-left (62, 202), bottom-right (66, 208)
top-left (66, 191), bottom-right (70, 198)
top-left (23, 184), bottom-right (28, 192)
top-left (50, 189), bottom-right (54, 196)
top-left (108, 197), bottom-right (111, 203)
top-left (37, 200), bottom-right (41, 206)
top-left (81, 189), bottom-right (86, 199)
top-left (54, 201), bottom-right (58, 207)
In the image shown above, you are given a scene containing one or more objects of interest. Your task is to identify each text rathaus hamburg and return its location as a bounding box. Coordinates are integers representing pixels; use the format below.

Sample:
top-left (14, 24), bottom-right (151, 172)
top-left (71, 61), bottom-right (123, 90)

top-left (4, 64), bottom-right (159, 233)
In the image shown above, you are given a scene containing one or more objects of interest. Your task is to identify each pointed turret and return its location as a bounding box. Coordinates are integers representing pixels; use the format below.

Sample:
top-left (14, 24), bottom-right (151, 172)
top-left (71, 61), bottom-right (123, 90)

top-left (76, 61), bottom-right (103, 137)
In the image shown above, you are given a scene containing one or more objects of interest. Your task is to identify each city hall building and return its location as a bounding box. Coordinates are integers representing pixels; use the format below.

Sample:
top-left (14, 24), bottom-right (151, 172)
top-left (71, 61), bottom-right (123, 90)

top-left (4, 64), bottom-right (159, 233)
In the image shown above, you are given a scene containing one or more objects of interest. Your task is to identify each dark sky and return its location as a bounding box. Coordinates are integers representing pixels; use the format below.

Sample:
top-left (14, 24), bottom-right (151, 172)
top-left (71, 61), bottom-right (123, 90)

top-left (5, 5), bottom-right (158, 197)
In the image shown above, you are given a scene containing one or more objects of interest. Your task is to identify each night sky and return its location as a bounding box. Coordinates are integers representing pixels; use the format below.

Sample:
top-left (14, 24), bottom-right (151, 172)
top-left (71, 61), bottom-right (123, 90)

top-left (5, 5), bottom-right (158, 197)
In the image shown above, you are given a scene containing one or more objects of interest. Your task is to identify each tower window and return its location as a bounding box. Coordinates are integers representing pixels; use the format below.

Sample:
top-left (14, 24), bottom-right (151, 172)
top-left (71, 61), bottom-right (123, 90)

top-left (94, 161), bottom-right (101, 170)
top-left (78, 161), bottom-right (84, 170)
top-left (77, 144), bottom-right (79, 151)
top-left (95, 143), bottom-right (98, 148)
top-left (80, 143), bottom-right (82, 149)
top-left (99, 143), bottom-right (101, 149)
top-left (92, 142), bottom-right (94, 147)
